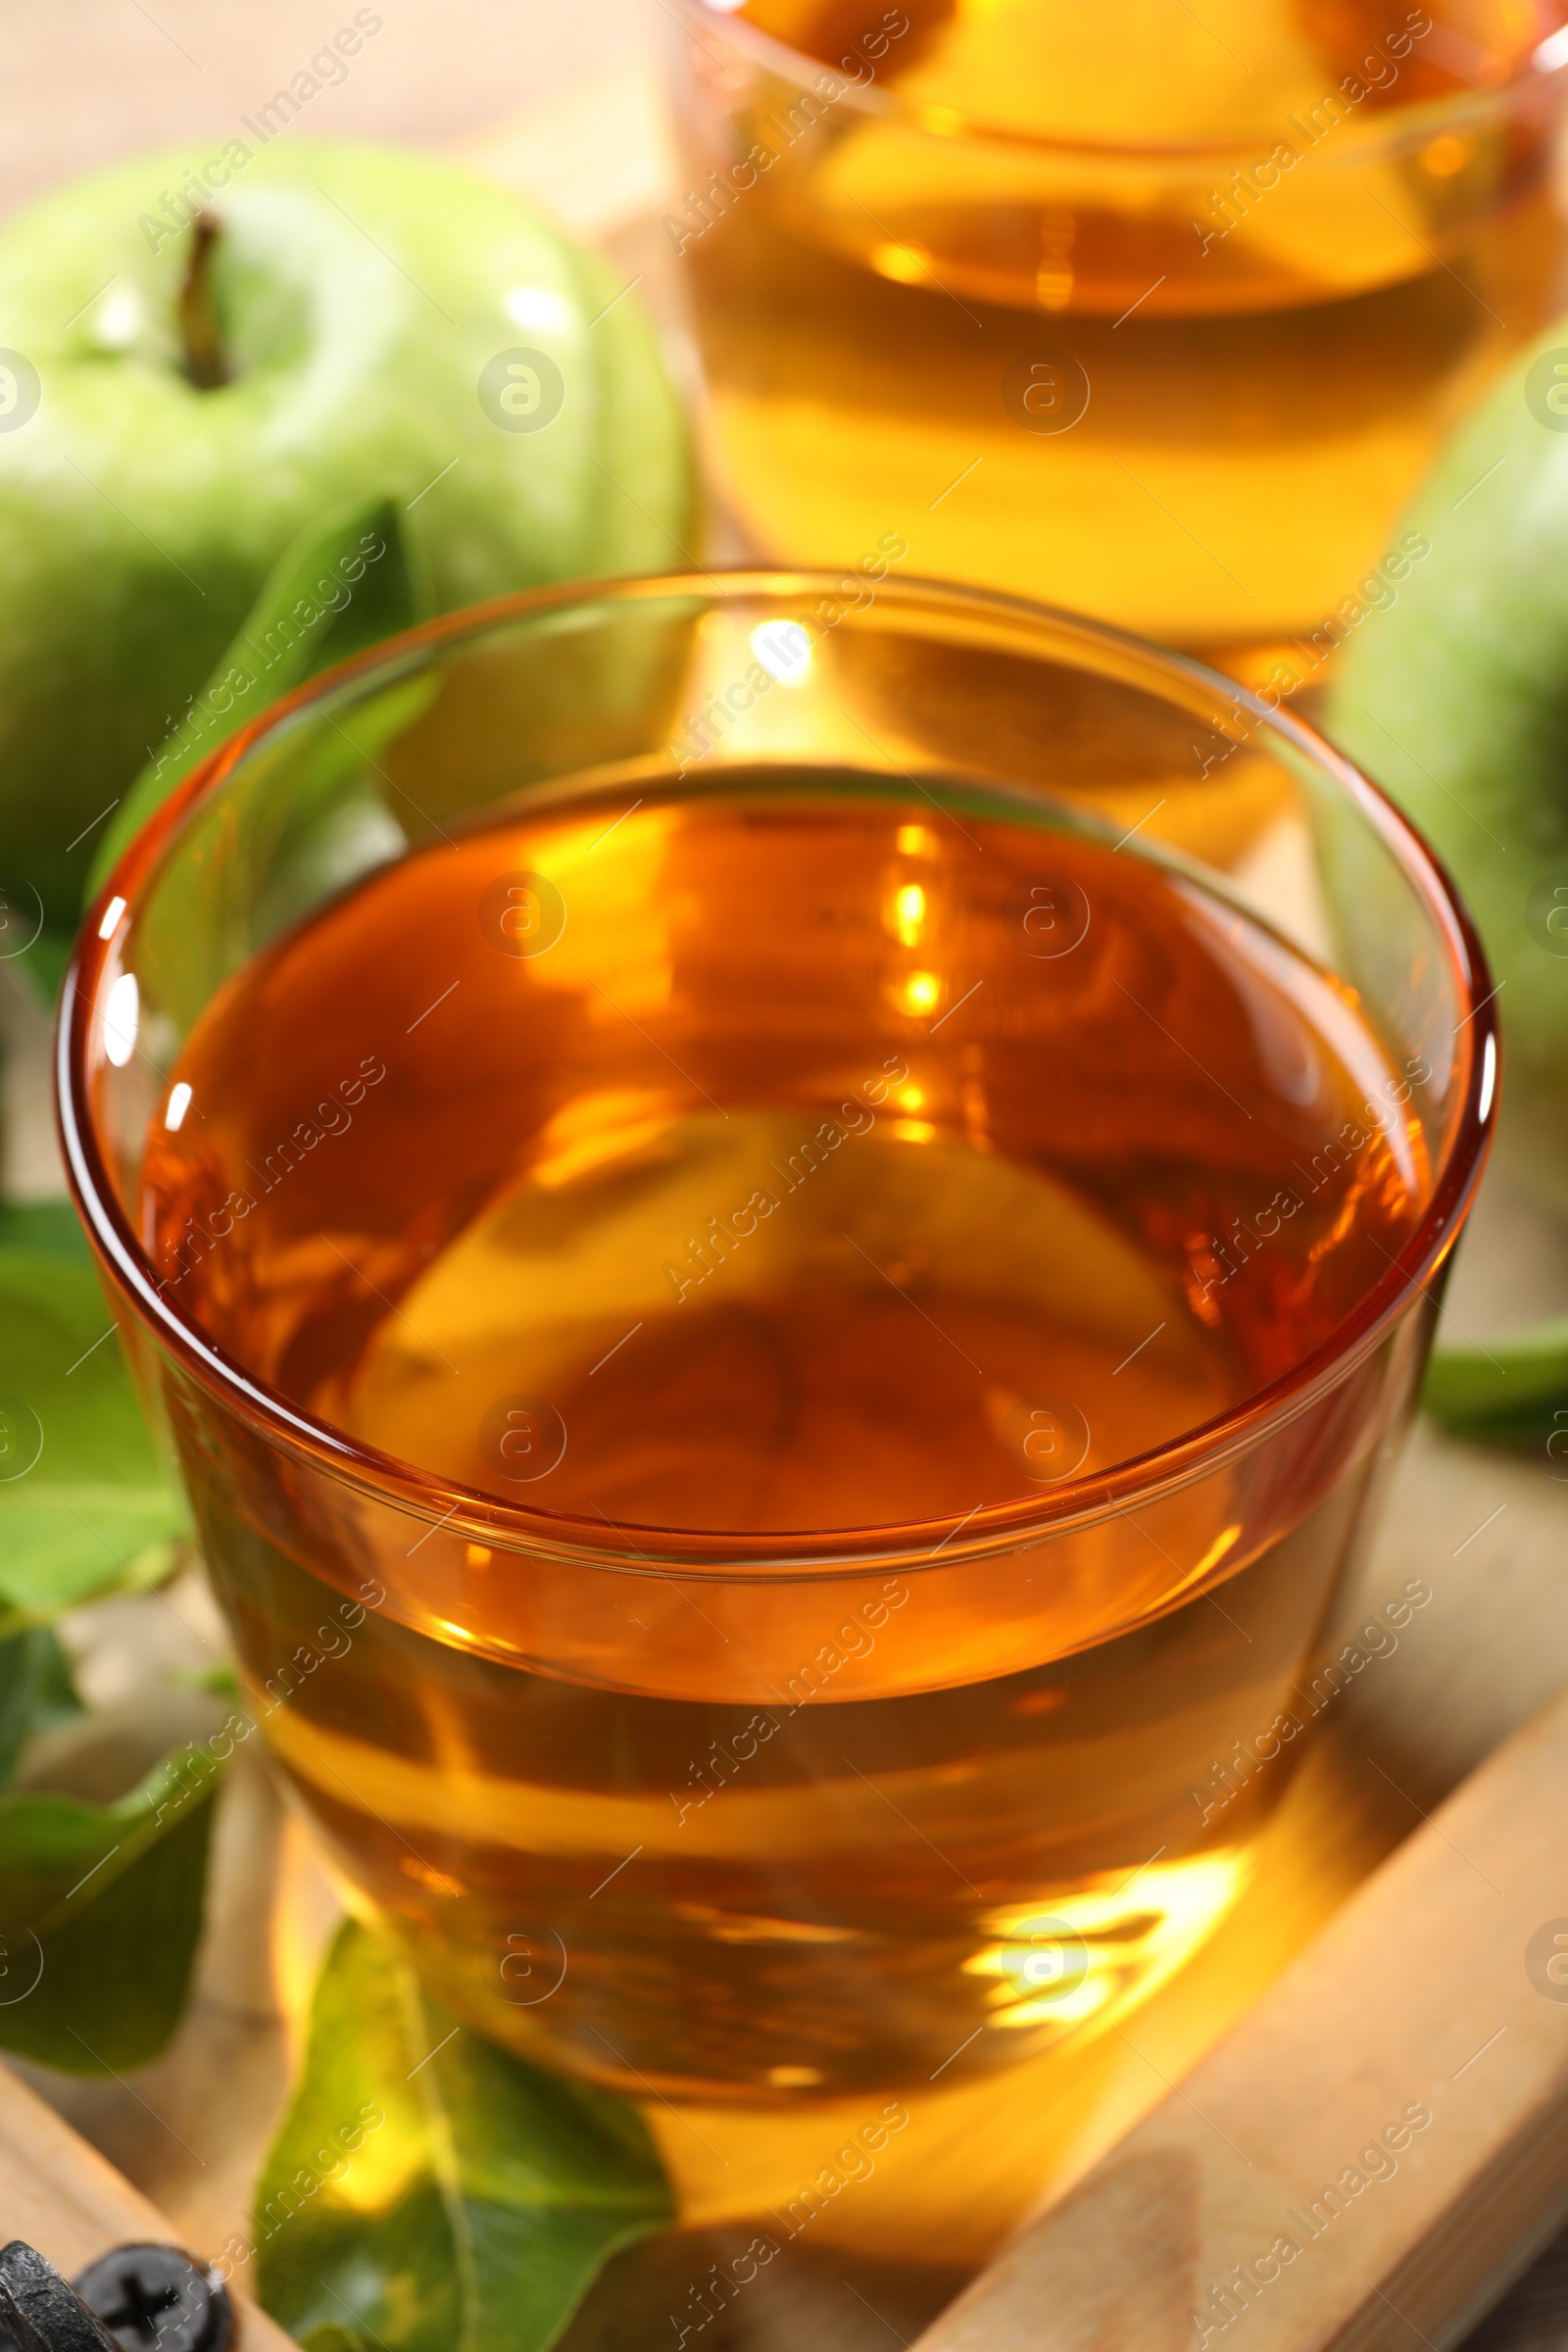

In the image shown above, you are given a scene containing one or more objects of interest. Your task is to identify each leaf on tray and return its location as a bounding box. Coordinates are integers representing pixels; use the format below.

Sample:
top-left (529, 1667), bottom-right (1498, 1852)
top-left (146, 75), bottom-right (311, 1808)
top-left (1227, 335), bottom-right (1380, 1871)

top-left (0, 1740), bottom-right (221, 2071)
top-left (0, 1210), bottom-right (220, 2075)
top-left (0, 1247), bottom-right (187, 1634)
top-left (254, 1921), bottom-right (675, 2352)
top-left (1422, 1315), bottom-right (1568, 1455)
top-left (0, 1627), bottom-right (82, 1789)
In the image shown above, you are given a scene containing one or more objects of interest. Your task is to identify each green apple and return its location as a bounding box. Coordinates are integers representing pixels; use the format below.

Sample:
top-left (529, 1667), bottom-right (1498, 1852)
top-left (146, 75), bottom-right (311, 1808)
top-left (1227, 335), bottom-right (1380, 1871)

top-left (0, 139), bottom-right (692, 925)
top-left (1326, 325), bottom-right (1568, 1218)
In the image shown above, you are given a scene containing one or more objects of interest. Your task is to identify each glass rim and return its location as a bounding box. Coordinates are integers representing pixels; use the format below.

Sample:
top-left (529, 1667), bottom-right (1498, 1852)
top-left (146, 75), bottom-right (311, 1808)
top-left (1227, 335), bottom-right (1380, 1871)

top-left (57, 566), bottom-right (1499, 1577)
top-left (678, 0), bottom-right (1568, 167)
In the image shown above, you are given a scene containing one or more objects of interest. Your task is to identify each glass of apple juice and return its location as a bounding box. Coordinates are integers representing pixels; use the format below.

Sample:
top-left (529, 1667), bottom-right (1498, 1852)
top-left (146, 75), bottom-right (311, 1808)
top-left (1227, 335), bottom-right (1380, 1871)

top-left (61, 571), bottom-right (1494, 2130)
top-left (665, 0), bottom-right (1568, 684)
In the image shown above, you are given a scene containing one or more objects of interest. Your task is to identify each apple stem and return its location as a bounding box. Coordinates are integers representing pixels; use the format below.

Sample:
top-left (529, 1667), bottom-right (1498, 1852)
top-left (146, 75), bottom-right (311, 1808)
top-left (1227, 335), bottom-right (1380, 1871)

top-left (179, 211), bottom-right (229, 391)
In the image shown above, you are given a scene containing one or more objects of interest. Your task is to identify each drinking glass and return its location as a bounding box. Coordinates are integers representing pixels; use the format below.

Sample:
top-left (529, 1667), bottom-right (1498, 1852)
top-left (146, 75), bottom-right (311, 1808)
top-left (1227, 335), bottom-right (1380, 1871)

top-left (665, 3), bottom-right (1568, 677)
top-left (58, 572), bottom-right (1495, 2111)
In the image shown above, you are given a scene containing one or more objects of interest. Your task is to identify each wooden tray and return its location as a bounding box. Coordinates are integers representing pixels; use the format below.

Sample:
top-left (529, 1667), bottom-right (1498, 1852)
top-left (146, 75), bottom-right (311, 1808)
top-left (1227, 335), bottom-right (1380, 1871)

top-left (7, 1681), bottom-right (1568, 2352)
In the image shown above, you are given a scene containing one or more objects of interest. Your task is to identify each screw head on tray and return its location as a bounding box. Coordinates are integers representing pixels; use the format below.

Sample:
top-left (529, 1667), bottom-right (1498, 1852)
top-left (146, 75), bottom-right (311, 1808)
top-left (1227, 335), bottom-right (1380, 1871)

top-left (0, 2242), bottom-right (232, 2352)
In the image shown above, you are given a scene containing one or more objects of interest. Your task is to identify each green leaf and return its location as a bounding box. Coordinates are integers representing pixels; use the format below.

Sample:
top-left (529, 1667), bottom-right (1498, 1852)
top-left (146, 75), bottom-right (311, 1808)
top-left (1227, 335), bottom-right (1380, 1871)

top-left (0, 1741), bottom-right (220, 2071)
top-left (0, 1211), bottom-right (219, 2072)
top-left (1423, 1314), bottom-right (1568, 1452)
top-left (0, 1628), bottom-right (82, 1789)
top-left (90, 495), bottom-right (428, 898)
top-left (0, 1249), bottom-right (187, 1633)
top-left (0, 1202), bottom-right (91, 1259)
top-left (255, 1922), bottom-right (674, 2352)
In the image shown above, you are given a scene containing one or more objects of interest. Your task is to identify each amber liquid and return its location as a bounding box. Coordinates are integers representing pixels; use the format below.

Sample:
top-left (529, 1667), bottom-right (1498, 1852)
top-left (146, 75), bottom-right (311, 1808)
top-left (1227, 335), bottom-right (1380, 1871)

top-left (143, 772), bottom-right (1429, 2100)
top-left (682, 0), bottom-right (1566, 660)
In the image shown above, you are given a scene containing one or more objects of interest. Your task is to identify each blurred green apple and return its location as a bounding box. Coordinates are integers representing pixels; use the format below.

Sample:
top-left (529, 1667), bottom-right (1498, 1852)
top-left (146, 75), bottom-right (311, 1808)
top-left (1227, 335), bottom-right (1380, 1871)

top-left (0, 139), bottom-right (692, 925)
top-left (1327, 323), bottom-right (1568, 1219)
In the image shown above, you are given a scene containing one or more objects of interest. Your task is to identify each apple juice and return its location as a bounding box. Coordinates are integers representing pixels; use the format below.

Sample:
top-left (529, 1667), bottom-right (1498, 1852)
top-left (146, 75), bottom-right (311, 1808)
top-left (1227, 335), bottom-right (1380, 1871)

top-left (139, 769), bottom-right (1433, 2100)
top-left (673, 0), bottom-right (1568, 667)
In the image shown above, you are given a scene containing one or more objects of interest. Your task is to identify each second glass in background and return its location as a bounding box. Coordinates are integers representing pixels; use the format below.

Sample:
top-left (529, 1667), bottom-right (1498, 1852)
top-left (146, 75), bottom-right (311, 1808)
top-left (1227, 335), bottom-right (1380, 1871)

top-left (668, 0), bottom-right (1568, 677)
